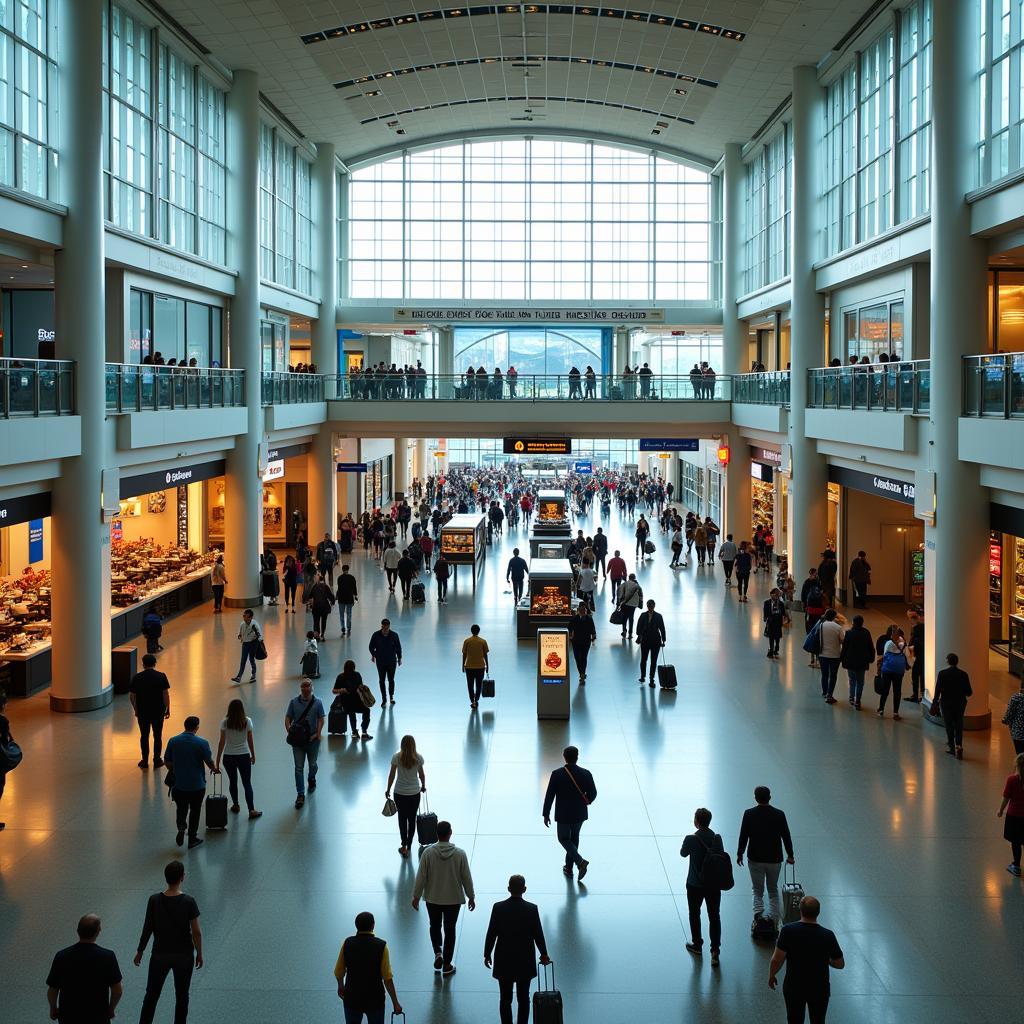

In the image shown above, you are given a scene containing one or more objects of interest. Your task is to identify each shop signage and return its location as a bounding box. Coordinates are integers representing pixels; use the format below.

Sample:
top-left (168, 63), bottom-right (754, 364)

top-left (827, 465), bottom-right (915, 505)
top-left (503, 437), bottom-right (572, 455)
top-left (572, 460), bottom-right (593, 474)
top-left (0, 491), bottom-right (51, 526)
top-left (750, 445), bottom-right (782, 465)
top-left (263, 460), bottom-right (285, 482)
top-left (28, 519), bottom-right (44, 563)
top-left (394, 306), bottom-right (665, 324)
top-left (336, 463), bottom-right (368, 473)
top-left (991, 502), bottom-right (1024, 537)
top-left (176, 487), bottom-right (188, 548)
top-left (639, 438), bottom-right (699, 452)
top-left (120, 459), bottom-right (226, 499)
top-left (751, 463), bottom-right (774, 483)
top-left (265, 443), bottom-right (309, 462)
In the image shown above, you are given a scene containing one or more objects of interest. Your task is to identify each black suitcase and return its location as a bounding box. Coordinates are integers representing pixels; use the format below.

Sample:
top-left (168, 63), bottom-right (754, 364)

top-left (532, 962), bottom-right (563, 1024)
top-left (481, 677), bottom-right (495, 698)
top-left (302, 651), bottom-right (320, 678)
top-left (328, 708), bottom-right (347, 735)
top-left (751, 914), bottom-right (778, 942)
top-left (411, 581), bottom-right (426, 604)
top-left (205, 774), bottom-right (228, 830)
top-left (657, 664), bottom-right (677, 689)
top-left (416, 794), bottom-right (439, 846)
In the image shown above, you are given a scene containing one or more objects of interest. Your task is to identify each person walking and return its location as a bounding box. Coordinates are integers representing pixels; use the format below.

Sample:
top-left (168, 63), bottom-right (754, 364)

top-left (334, 911), bottom-right (403, 1024)
top-left (615, 573), bottom-right (643, 639)
top-left (848, 550), bottom-right (871, 608)
top-left (763, 588), bottom-right (788, 659)
top-left (817, 549), bottom-right (838, 607)
top-left (719, 534), bottom-right (737, 586)
top-left (817, 609), bottom-right (845, 705)
top-left (163, 717), bottom-right (217, 849)
top-left (210, 554), bottom-right (226, 613)
top-left (907, 610), bottom-right (925, 702)
top-left (129, 653), bottom-right (171, 770)
top-left (768, 896), bottom-right (845, 1023)
top-left (542, 745), bottom-right (597, 880)
top-left (877, 629), bottom-right (909, 720)
top-left (214, 698), bottom-right (262, 819)
top-left (386, 735), bottom-right (426, 857)
top-left (998, 752), bottom-right (1024, 876)
top-left (1002, 688), bottom-right (1024, 755)
top-left (802, 576), bottom-right (827, 668)
top-left (693, 522), bottom-right (708, 567)
top-left (434, 554), bottom-right (450, 604)
top-left (411, 820), bottom-right (476, 977)
top-left (0, 689), bottom-right (12, 830)
top-left (569, 604), bottom-right (597, 683)
top-left (316, 531), bottom-right (339, 586)
top-left (462, 624), bottom-right (489, 709)
top-left (382, 542), bottom-right (401, 593)
top-left (634, 515), bottom-right (650, 560)
top-left (576, 560), bottom-right (597, 611)
top-left (135, 860), bottom-right (202, 1024)
top-left (306, 573), bottom-right (336, 640)
top-left (281, 553), bottom-right (299, 612)
top-left (681, 807), bottom-right (725, 966)
top-left (420, 531), bottom-right (434, 571)
top-left (839, 615), bottom-right (874, 710)
top-left (635, 598), bottom-right (666, 686)
top-left (932, 653), bottom-right (973, 759)
top-left (670, 525), bottom-right (684, 568)
top-left (607, 549), bottom-right (628, 601)
top-left (46, 915), bottom-right (123, 1024)
top-left (231, 608), bottom-right (262, 683)
top-left (736, 786), bottom-right (794, 933)
top-left (505, 548), bottom-right (529, 604)
top-left (332, 660), bottom-right (373, 741)
top-left (735, 541), bottom-right (753, 601)
top-left (336, 564), bottom-right (358, 636)
top-left (368, 619), bottom-right (403, 705)
top-left (285, 678), bottom-right (325, 810)
top-left (592, 526), bottom-right (608, 577)
top-left (484, 874), bottom-right (551, 1024)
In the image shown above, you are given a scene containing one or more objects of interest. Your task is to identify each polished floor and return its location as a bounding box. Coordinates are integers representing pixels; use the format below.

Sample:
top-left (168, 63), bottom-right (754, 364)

top-left (2, 504), bottom-right (1021, 1023)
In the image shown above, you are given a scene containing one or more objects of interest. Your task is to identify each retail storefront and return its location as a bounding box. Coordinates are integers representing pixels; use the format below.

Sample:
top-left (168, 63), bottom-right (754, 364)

top-left (679, 451), bottom-right (722, 523)
top-left (990, 504), bottom-right (1024, 677)
top-left (263, 443), bottom-right (312, 548)
top-left (363, 454), bottom-right (394, 512)
top-left (750, 444), bottom-right (786, 538)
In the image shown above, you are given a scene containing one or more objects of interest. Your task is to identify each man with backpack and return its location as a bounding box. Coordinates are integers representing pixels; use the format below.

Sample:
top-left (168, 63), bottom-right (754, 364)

top-left (681, 807), bottom-right (731, 966)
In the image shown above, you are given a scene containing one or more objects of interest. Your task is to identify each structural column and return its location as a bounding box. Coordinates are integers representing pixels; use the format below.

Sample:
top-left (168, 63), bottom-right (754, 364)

top-left (722, 143), bottom-right (746, 377)
top-left (437, 327), bottom-right (455, 398)
top-left (925, 0), bottom-right (990, 725)
top-left (308, 141), bottom-right (339, 541)
top-left (394, 438), bottom-right (410, 500)
top-left (50, 0), bottom-right (110, 711)
top-left (414, 438), bottom-right (428, 482)
top-left (613, 327), bottom-right (629, 375)
top-left (224, 69), bottom-right (263, 606)
top-left (723, 427), bottom-right (751, 543)
top-left (786, 65), bottom-right (829, 591)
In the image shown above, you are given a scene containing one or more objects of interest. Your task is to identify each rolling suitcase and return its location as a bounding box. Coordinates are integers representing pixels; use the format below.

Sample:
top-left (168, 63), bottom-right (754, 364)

top-left (751, 914), bottom-right (779, 942)
top-left (644, 540), bottom-right (656, 554)
top-left (301, 650), bottom-right (320, 678)
top-left (532, 961), bottom-right (563, 1024)
top-left (328, 703), bottom-right (347, 735)
top-left (416, 793), bottom-right (439, 847)
top-left (657, 664), bottom-right (677, 689)
top-left (782, 862), bottom-right (805, 924)
top-left (481, 677), bottom-right (496, 698)
top-left (411, 581), bottom-right (426, 604)
top-left (205, 773), bottom-right (228, 830)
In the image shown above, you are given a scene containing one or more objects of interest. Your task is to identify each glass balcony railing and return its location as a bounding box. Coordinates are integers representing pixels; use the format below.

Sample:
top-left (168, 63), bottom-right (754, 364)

top-left (261, 371), bottom-right (325, 405)
top-left (325, 373), bottom-right (733, 402)
top-left (105, 364), bottom-right (245, 412)
top-left (0, 358), bottom-right (74, 416)
top-left (808, 360), bottom-right (931, 413)
top-left (962, 353), bottom-right (1024, 417)
top-left (732, 371), bottom-right (790, 405)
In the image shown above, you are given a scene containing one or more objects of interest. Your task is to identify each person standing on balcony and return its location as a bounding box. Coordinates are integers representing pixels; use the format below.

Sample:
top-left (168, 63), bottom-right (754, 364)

top-left (638, 362), bottom-right (653, 399)
top-left (507, 365), bottom-right (518, 399)
top-left (623, 364), bottom-right (635, 400)
top-left (492, 367), bottom-right (503, 399)
top-left (584, 365), bottom-right (597, 399)
top-left (568, 366), bottom-right (582, 399)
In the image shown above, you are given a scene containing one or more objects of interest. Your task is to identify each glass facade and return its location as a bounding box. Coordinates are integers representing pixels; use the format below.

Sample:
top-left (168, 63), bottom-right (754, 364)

top-left (446, 437), bottom-right (640, 468)
top-left (103, 3), bottom-right (227, 263)
top-left (347, 139), bottom-right (716, 303)
top-left (0, 0), bottom-right (57, 200)
top-left (453, 326), bottom-right (606, 376)
top-left (258, 122), bottom-right (314, 294)
top-left (978, 0), bottom-right (1024, 186)
top-left (742, 124), bottom-right (792, 293)
top-left (128, 287), bottom-right (222, 366)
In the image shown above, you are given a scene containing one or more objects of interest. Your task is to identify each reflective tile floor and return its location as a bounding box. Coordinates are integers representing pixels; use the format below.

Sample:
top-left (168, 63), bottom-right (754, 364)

top-left (2, 506), bottom-right (1022, 1023)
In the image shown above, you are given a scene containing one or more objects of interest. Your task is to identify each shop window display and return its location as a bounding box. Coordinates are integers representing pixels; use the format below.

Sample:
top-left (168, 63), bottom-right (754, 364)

top-left (530, 582), bottom-right (572, 617)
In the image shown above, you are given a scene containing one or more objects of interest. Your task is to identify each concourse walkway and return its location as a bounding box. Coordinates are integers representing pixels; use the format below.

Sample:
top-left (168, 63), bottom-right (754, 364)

top-left (1, 505), bottom-right (1021, 1023)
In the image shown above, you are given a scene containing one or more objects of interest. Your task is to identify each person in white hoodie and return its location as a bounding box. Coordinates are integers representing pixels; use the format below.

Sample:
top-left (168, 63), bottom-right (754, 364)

top-left (411, 820), bottom-right (476, 977)
top-left (817, 608), bottom-right (846, 705)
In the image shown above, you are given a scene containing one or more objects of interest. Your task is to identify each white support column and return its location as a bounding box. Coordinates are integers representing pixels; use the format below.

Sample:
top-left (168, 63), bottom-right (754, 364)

top-left (415, 438), bottom-right (428, 481)
top-left (724, 428), bottom-right (752, 543)
top-left (224, 69), bottom-right (263, 606)
top-left (50, 0), bottom-right (110, 711)
top-left (722, 143), bottom-right (746, 376)
top-left (437, 327), bottom-right (455, 398)
top-left (787, 65), bottom-right (830, 596)
top-left (394, 438), bottom-right (410, 500)
top-left (613, 327), bottom-right (629, 374)
top-left (925, 0), bottom-right (990, 727)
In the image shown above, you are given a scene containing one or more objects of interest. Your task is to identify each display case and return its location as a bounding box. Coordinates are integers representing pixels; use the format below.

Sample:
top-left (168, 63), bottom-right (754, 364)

top-left (1010, 615), bottom-right (1024, 679)
top-left (440, 514), bottom-right (486, 565)
top-left (990, 531), bottom-right (1003, 640)
top-left (751, 475), bottom-right (774, 532)
top-left (1016, 537), bottom-right (1024, 617)
top-left (533, 489), bottom-right (570, 535)
top-left (517, 561), bottom-right (576, 638)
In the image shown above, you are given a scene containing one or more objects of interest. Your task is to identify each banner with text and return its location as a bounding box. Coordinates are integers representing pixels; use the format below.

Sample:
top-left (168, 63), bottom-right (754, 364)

top-left (394, 307), bottom-right (665, 324)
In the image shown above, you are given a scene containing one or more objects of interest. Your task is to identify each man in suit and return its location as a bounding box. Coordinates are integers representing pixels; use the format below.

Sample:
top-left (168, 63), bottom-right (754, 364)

top-left (932, 652), bottom-right (973, 759)
top-left (484, 874), bottom-right (551, 1024)
top-left (635, 598), bottom-right (667, 686)
top-left (542, 745), bottom-right (598, 880)
top-left (763, 588), bottom-right (788, 659)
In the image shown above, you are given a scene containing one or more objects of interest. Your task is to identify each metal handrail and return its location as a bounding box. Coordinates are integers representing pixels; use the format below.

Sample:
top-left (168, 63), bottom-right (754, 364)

top-left (104, 364), bottom-right (246, 413)
top-left (260, 371), bottom-right (325, 406)
top-left (732, 370), bottom-right (791, 406)
top-left (962, 353), bottom-right (1024, 417)
top-left (0, 358), bottom-right (75, 417)
top-left (808, 360), bottom-right (931, 413)
top-left (324, 372), bottom-right (733, 402)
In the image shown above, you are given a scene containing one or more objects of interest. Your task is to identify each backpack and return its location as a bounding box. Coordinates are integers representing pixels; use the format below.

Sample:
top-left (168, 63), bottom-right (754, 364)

top-left (803, 618), bottom-right (824, 654)
top-left (805, 587), bottom-right (825, 614)
top-left (697, 832), bottom-right (734, 892)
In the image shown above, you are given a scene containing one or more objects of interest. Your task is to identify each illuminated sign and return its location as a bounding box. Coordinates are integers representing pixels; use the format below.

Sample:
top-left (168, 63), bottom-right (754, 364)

top-left (394, 306), bottom-right (665, 323)
top-left (638, 438), bottom-right (699, 452)
top-left (538, 631), bottom-right (569, 682)
top-left (263, 459), bottom-right (285, 482)
top-left (503, 437), bottom-right (572, 455)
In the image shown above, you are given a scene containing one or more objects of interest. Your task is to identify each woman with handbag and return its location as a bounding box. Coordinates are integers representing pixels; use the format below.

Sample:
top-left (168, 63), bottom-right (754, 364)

top-left (333, 660), bottom-right (373, 741)
top-left (615, 573), bottom-right (643, 639)
top-left (385, 735), bottom-right (426, 858)
top-left (877, 627), bottom-right (909, 720)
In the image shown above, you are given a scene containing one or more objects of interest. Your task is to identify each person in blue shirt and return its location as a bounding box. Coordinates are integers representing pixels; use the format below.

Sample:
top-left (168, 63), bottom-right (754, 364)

top-left (285, 679), bottom-right (326, 809)
top-left (163, 717), bottom-right (217, 849)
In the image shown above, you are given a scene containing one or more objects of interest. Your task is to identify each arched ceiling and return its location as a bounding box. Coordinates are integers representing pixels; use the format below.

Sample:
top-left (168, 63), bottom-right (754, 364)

top-left (157, 1), bottom-right (882, 164)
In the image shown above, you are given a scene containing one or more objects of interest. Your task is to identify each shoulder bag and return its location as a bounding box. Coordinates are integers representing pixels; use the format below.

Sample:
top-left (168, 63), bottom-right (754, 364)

top-left (357, 684), bottom-right (377, 709)
top-left (563, 765), bottom-right (591, 806)
top-left (286, 697), bottom-right (316, 747)
top-left (0, 733), bottom-right (23, 773)
top-left (381, 796), bottom-right (398, 817)
top-left (252, 626), bottom-right (268, 661)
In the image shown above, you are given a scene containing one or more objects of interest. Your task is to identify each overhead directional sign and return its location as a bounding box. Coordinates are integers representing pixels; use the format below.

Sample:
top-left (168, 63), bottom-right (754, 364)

top-left (503, 437), bottom-right (572, 455)
top-left (573, 460), bottom-right (593, 474)
top-left (638, 438), bottom-right (699, 452)
top-left (336, 462), bottom-right (368, 473)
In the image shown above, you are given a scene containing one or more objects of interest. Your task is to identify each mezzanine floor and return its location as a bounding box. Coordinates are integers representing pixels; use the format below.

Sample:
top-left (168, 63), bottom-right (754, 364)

top-left (0, 506), bottom-right (1021, 1024)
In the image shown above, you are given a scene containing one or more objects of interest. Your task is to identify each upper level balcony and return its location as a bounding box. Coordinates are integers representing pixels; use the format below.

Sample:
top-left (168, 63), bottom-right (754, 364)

top-left (962, 354), bottom-right (1024, 418)
top-left (960, 354), bottom-right (1024, 474)
top-left (0, 358), bottom-right (79, 468)
top-left (732, 371), bottom-right (791, 406)
top-left (808, 360), bottom-right (931, 414)
top-left (261, 371), bottom-right (325, 406)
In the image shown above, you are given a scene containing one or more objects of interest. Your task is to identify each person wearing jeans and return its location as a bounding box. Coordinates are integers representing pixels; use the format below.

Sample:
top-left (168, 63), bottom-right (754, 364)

top-left (215, 699), bottom-right (262, 819)
top-left (369, 619), bottom-right (403, 705)
top-left (285, 681), bottom-right (325, 810)
top-left (840, 615), bottom-right (875, 710)
top-left (542, 746), bottom-right (598, 880)
top-left (163, 717), bottom-right (217, 850)
top-left (877, 634), bottom-right (909, 720)
top-left (232, 609), bottom-right (261, 683)
top-left (817, 610), bottom-right (845, 705)
top-left (681, 808), bottom-right (724, 964)
top-left (462, 624), bottom-right (489, 709)
top-left (336, 564), bottom-right (358, 636)
top-left (387, 735), bottom-right (426, 857)
top-left (736, 786), bottom-right (795, 929)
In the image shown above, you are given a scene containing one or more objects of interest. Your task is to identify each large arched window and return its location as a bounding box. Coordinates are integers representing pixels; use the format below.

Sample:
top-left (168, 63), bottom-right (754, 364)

top-left (346, 139), bottom-right (715, 303)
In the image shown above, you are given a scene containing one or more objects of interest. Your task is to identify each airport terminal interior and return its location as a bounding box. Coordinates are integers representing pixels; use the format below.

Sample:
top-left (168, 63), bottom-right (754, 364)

top-left (2, 1), bottom-right (1024, 1022)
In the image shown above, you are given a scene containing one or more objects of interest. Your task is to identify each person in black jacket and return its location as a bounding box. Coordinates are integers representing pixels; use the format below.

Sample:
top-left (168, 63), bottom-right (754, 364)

top-left (839, 615), bottom-right (875, 709)
top-left (335, 565), bottom-right (358, 636)
top-left (932, 652), bottom-right (973, 759)
top-left (635, 599), bottom-right (667, 686)
top-left (396, 549), bottom-right (416, 601)
top-left (763, 588), bottom-right (788, 659)
top-left (681, 807), bottom-right (725, 965)
top-left (334, 911), bottom-right (403, 1021)
top-left (484, 874), bottom-right (551, 1024)
top-left (368, 619), bottom-right (403, 705)
top-left (542, 746), bottom-right (597, 880)
top-left (736, 786), bottom-right (795, 930)
top-left (569, 605), bottom-right (597, 683)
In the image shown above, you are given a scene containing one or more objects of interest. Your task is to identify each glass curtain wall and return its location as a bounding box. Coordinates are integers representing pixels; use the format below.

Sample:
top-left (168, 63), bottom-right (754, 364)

top-left (103, 2), bottom-right (227, 263)
top-left (0, 0), bottom-right (57, 200)
top-left (446, 438), bottom-right (640, 468)
top-left (347, 139), bottom-right (716, 303)
top-left (978, 0), bottom-right (1024, 186)
top-left (743, 124), bottom-right (792, 293)
top-left (645, 332), bottom-right (724, 374)
top-left (453, 326), bottom-right (605, 376)
top-left (821, 0), bottom-right (932, 258)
